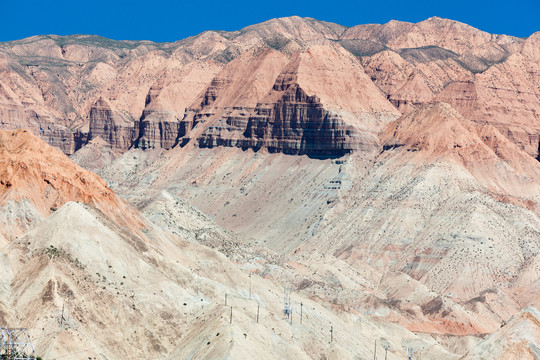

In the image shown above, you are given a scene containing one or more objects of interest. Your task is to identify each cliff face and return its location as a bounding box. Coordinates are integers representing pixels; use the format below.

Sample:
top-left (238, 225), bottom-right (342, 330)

top-left (88, 98), bottom-right (135, 149)
top-left (191, 83), bottom-right (360, 157)
top-left (0, 17), bottom-right (538, 159)
top-left (0, 81), bottom-right (77, 154)
top-left (176, 44), bottom-right (398, 157)
top-left (134, 109), bottom-right (180, 149)
top-left (133, 86), bottom-right (181, 149)
top-left (243, 84), bottom-right (358, 156)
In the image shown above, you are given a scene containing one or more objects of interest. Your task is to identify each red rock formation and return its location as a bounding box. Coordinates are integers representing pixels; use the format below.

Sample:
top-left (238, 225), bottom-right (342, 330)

top-left (131, 58), bottom-right (221, 149)
top-left (134, 109), bottom-right (180, 149)
top-left (178, 44), bottom-right (398, 156)
top-left (381, 102), bottom-right (540, 188)
top-left (352, 18), bottom-right (540, 159)
top-left (88, 97), bottom-right (134, 150)
top-left (0, 16), bottom-right (538, 159)
top-left (0, 81), bottom-right (77, 154)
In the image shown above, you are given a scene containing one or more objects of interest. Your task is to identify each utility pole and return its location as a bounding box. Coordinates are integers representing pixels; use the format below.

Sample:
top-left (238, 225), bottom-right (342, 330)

top-left (249, 272), bottom-right (252, 299)
top-left (196, 269), bottom-right (200, 297)
top-left (256, 305), bottom-right (260, 323)
top-left (0, 328), bottom-right (37, 359)
top-left (290, 305), bottom-right (293, 325)
top-left (225, 293), bottom-right (227, 306)
top-left (283, 286), bottom-right (292, 319)
top-left (300, 302), bottom-right (303, 325)
top-left (230, 306), bottom-right (233, 324)
top-left (60, 303), bottom-right (65, 325)
top-left (381, 340), bottom-right (390, 360)
top-left (249, 273), bottom-right (252, 300)
top-left (330, 326), bottom-right (333, 343)
top-left (289, 288), bottom-right (292, 305)
top-left (68, 290), bottom-right (72, 322)
top-left (374, 340), bottom-right (377, 360)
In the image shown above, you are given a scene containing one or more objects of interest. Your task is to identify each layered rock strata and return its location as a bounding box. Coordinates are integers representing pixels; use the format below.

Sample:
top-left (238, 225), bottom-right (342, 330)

top-left (0, 17), bottom-right (538, 159)
top-left (132, 85), bottom-right (182, 149)
top-left (190, 85), bottom-right (361, 157)
top-left (88, 97), bottom-right (135, 149)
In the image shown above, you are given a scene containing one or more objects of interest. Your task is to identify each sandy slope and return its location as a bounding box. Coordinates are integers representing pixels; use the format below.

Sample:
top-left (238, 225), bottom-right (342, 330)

top-left (2, 200), bottom-right (460, 359)
top-left (90, 102), bottom-right (540, 355)
top-left (0, 132), bottom-right (462, 359)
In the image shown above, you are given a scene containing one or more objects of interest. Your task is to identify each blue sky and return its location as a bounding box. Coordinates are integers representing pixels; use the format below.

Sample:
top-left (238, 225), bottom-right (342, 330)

top-left (0, 0), bottom-right (538, 42)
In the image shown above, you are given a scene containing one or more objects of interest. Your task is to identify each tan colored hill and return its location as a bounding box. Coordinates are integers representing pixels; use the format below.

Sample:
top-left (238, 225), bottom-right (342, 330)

top-left (341, 17), bottom-right (508, 54)
top-left (92, 102), bottom-right (540, 344)
top-left (380, 103), bottom-right (540, 201)
top-left (0, 128), bottom-right (464, 360)
top-left (463, 307), bottom-right (540, 359)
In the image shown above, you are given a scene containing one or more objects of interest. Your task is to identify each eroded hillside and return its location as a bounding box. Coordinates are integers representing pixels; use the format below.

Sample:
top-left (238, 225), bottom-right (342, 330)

top-left (1, 16), bottom-right (540, 360)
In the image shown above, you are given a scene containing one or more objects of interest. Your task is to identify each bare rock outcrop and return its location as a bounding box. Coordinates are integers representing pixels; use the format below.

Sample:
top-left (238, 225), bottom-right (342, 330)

top-left (88, 97), bottom-right (135, 150)
top-left (177, 44), bottom-right (398, 157)
top-left (134, 109), bottom-right (180, 149)
top-left (133, 86), bottom-right (181, 149)
top-left (353, 19), bottom-right (540, 159)
top-left (0, 80), bottom-right (77, 154)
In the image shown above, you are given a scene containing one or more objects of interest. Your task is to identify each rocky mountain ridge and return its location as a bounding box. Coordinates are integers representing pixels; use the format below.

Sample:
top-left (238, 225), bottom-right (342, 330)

top-left (0, 16), bottom-right (538, 159)
top-left (0, 129), bottom-right (143, 240)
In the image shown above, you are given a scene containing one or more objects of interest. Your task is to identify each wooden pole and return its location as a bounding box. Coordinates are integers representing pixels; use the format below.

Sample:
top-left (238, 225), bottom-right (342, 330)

top-left (290, 305), bottom-right (293, 324)
top-left (257, 305), bottom-right (260, 323)
top-left (68, 290), bottom-right (72, 322)
top-left (230, 306), bottom-right (233, 324)
top-left (374, 340), bottom-right (377, 360)
top-left (300, 302), bottom-right (303, 325)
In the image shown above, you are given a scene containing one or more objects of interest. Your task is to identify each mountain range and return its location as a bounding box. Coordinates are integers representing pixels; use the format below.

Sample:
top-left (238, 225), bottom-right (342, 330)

top-left (0, 16), bottom-right (539, 359)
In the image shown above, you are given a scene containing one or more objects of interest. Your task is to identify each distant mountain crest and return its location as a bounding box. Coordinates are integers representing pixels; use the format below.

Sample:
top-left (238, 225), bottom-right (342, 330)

top-left (0, 16), bottom-right (538, 159)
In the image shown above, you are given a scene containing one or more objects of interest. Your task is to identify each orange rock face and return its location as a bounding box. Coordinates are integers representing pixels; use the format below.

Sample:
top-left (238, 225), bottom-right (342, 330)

top-left (0, 129), bottom-right (144, 239)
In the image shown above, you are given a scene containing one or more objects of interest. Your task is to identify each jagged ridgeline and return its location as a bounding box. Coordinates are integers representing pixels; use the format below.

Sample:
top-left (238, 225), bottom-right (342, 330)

top-left (1, 16), bottom-right (538, 159)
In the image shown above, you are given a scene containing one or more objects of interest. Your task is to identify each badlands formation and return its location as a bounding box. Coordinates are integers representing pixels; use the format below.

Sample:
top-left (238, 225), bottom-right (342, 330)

top-left (0, 16), bottom-right (539, 359)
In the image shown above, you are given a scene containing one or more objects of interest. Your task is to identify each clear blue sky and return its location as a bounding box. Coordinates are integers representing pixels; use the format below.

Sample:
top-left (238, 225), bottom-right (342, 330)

top-left (0, 0), bottom-right (538, 42)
